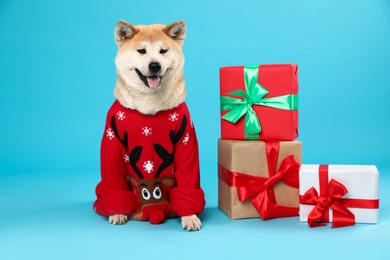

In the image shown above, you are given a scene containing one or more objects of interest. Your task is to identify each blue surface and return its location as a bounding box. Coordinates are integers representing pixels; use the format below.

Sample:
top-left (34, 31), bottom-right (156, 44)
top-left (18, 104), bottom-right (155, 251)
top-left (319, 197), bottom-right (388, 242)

top-left (1, 0), bottom-right (389, 259)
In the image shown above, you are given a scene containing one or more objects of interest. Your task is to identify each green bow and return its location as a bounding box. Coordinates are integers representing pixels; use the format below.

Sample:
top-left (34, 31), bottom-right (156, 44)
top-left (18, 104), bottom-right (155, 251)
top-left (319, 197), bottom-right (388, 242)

top-left (220, 64), bottom-right (298, 140)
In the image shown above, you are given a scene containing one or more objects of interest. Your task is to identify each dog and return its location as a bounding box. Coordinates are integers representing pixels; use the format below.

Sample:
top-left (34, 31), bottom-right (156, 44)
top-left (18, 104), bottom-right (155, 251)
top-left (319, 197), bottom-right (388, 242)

top-left (93, 20), bottom-right (205, 231)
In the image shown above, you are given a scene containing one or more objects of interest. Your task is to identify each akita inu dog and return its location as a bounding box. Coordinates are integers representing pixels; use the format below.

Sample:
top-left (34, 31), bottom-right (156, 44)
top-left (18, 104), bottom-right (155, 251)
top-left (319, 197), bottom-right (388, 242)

top-left (93, 20), bottom-right (205, 231)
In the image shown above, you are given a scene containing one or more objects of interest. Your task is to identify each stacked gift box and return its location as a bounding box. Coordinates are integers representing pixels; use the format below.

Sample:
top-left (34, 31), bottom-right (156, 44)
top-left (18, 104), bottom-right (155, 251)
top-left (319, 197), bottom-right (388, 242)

top-left (218, 64), bottom-right (379, 227)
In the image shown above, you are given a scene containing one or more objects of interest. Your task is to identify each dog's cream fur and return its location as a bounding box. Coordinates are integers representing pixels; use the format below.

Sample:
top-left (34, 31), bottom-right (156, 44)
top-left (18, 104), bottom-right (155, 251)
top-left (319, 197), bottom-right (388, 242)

top-left (114, 20), bottom-right (187, 115)
top-left (109, 20), bottom-right (201, 231)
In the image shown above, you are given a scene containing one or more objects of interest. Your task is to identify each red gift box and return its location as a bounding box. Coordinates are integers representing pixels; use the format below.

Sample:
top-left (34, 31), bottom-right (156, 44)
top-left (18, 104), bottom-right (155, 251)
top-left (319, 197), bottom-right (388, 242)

top-left (220, 64), bottom-right (298, 141)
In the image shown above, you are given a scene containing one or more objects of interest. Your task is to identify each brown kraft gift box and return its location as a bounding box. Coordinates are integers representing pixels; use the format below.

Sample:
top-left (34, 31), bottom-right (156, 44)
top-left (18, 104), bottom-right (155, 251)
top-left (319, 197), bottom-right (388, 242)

top-left (218, 139), bottom-right (302, 220)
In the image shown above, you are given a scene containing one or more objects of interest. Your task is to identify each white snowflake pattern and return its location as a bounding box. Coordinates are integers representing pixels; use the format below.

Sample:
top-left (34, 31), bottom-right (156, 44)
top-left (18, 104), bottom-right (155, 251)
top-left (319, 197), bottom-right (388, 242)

top-left (168, 112), bottom-right (179, 122)
top-left (106, 128), bottom-right (115, 140)
top-left (123, 154), bottom-right (129, 162)
top-left (141, 127), bottom-right (152, 136)
top-left (117, 111), bottom-right (126, 120)
top-left (183, 133), bottom-right (190, 145)
top-left (143, 160), bottom-right (154, 174)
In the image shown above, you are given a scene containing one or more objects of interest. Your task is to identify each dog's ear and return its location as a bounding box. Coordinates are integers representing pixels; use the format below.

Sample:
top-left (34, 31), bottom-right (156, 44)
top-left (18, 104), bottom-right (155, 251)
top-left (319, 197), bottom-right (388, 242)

top-left (115, 20), bottom-right (139, 47)
top-left (163, 20), bottom-right (186, 46)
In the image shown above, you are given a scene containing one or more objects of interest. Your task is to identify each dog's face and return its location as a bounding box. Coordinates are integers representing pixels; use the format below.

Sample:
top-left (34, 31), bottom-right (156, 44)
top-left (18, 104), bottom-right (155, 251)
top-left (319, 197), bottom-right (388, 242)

top-left (114, 21), bottom-right (186, 92)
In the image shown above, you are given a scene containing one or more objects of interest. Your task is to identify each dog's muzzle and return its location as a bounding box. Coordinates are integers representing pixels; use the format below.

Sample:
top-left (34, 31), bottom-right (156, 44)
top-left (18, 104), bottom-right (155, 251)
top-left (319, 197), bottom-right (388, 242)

top-left (136, 62), bottom-right (163, 89)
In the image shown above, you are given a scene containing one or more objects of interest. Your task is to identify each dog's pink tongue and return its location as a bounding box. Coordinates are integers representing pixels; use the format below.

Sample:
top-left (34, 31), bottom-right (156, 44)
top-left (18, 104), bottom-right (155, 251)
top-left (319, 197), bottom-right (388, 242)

top-left (147, 76), bottom-right (160, 89)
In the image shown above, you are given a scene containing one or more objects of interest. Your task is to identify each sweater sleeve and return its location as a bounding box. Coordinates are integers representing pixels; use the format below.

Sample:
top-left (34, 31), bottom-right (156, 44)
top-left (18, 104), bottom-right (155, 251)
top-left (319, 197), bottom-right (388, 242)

top-left (93, 107), bottom-right (137, 217)
top-left (169, 105), bottom-right (206, 217)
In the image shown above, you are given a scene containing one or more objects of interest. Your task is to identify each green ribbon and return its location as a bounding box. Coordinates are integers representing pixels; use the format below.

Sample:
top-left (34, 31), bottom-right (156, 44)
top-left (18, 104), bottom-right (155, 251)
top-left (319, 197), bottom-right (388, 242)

top-left (220, 64), bottom-right (298, 140)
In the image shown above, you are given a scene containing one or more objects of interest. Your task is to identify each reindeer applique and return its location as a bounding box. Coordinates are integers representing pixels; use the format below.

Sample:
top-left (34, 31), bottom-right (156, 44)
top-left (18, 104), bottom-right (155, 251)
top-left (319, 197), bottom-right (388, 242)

top-left (110, 113), bottom-right (188, 224)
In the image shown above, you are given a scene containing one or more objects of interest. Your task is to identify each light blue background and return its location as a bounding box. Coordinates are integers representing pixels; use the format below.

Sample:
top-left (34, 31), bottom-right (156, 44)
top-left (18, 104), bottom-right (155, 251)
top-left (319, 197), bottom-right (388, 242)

top-left (0, 0), bottom-right (389, 259)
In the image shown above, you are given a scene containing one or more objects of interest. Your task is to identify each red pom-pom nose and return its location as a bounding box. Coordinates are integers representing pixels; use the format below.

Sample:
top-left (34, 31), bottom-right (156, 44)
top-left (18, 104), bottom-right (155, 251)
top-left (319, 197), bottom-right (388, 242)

top-left (149, 211), bottom-right (165, 225)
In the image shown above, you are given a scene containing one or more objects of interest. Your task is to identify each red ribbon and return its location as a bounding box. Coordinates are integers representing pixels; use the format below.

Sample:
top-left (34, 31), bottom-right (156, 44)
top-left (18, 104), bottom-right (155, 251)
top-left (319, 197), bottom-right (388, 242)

top-left (300, 164), bottom-right (379, 228)
top-left (219, 142), bottom-right (300, 219)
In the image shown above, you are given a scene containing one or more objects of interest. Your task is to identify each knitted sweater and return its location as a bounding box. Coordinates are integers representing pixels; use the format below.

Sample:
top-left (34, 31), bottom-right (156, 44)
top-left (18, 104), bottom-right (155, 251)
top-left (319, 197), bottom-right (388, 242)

top-left (93, 101), bottom-right (205, 222)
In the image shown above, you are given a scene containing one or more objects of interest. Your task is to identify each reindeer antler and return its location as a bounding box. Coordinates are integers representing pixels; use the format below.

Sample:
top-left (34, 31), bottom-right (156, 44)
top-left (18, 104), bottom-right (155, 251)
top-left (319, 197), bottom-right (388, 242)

top-left (153, 144), bottom-right (173, 178)
top-left (169, 114), bottom-right (187, 145)
top-left (128, 146), bottom-right (144, 179)
top-left (111, 116), bottom-right (128, 148)
top-left (121, 114), bottom-right (188, 179)
top-left (111, 115), bottom-right (145, 179)
top-left (154, 114), bottom-right (188, 178)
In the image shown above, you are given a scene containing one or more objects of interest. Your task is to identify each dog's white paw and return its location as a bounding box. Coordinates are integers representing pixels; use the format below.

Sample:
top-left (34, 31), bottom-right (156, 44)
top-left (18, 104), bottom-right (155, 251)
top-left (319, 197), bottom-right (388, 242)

top-left (181, 214), bottom-right (202, 231)
top-left (109, 214), bottom-right (128, 225)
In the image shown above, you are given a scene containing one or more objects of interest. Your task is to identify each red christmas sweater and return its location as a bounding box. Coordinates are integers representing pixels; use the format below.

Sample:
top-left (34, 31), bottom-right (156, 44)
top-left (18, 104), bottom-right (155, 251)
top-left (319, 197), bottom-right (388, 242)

top-left (93, 101), bottom-right (205, 221)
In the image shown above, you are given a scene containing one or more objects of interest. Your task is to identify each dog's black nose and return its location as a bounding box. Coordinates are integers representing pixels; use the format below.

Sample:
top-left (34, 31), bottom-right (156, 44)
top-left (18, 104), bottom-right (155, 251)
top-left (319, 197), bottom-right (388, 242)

top-left (149, 62), bottom-right (161, 73)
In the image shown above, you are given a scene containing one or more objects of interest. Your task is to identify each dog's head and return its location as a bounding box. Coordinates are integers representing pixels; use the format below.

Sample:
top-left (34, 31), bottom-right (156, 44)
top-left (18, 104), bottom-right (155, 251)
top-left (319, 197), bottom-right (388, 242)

top-left (114, 20), bottom-right (186, 92)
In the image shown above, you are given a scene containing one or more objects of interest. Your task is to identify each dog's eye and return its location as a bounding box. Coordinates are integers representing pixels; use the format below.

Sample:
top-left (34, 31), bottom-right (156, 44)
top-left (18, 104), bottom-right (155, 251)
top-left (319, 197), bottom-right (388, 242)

top-left (160, 49), bottom-right (168, 54)
top-left (137, 49), bottom-right (146, 54)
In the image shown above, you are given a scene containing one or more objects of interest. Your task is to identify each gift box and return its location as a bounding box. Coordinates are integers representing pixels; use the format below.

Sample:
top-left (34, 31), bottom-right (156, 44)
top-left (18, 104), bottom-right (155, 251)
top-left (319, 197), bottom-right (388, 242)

top-left (218, 139), bottom-right (302, 220)
top-left (299, 164), bottom-right (379, 228)
top-left (220, 64), bottom-right (298, 141)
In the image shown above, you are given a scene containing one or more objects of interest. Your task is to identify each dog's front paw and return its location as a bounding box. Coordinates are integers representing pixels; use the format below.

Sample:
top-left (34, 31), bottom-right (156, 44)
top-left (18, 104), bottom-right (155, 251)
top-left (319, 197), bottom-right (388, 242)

top-left (181, 214), bottom-right (202, 231)
top-left (109, 214), bottom-right (128, 225)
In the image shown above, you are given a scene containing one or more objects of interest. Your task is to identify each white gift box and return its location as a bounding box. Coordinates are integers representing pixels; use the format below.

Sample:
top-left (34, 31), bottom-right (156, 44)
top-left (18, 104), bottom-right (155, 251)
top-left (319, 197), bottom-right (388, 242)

top-left (299, 164), bottom-right (379, 225)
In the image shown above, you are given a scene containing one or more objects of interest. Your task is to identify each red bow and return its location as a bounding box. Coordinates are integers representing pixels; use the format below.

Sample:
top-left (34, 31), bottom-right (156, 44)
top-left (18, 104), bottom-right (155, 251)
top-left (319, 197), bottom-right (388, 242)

top-left (234, 155), bottom-right (300, 219)
top-left (300, 179), bottom-right (355, 228)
